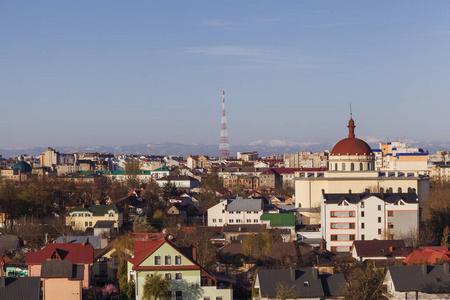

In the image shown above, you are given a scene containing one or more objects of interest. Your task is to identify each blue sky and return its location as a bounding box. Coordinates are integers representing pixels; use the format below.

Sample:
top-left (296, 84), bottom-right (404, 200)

top-left (1, 1), bottom-right (450, 149)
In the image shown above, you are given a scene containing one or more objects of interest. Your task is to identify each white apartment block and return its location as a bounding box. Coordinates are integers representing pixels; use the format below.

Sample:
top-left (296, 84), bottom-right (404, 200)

top-left (207, 197), bottom-right (264, 227)
top-left (321, 191), bottom-right (419, 253)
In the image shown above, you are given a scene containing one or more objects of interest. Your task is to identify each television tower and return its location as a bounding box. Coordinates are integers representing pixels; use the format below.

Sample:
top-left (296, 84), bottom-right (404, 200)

top-left (219, 89), bottom-right (230, 159)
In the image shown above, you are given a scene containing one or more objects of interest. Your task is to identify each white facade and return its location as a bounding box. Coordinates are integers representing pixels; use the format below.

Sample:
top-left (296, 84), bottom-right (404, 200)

top-left (321, 193), bottom-right (419, 253)
top-left (207, 197), bottom-right (264, 227)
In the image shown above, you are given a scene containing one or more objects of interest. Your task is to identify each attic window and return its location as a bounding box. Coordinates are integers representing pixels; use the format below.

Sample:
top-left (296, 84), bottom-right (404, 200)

top-left (437, 277), bottom-right (442, 282)
top-left (51, 251), bottom-right (61, 260)
top-left (303, 281), bottom-right (310, 287)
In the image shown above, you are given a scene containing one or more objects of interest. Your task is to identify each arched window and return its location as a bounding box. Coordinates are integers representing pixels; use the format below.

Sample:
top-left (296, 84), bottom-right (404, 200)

top-left (380, 187), bottom-right (384, 193)
top-left (342, 163), bottom-right (346, 171)
top-left (351, 163), bottom-right (354, 171)
top-left (360, 163), bottom-right (363, 171)
top-left (335, 163), bottom-right (338, 171)
top-left (398, 187), bottom-right (402, 193)
top-left (408, 187), bottom-right (412, 193)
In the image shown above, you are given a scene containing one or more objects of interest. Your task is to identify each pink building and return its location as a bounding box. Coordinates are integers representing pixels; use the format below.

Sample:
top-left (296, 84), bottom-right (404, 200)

top-left (26, 243), bottom-right (94, 288)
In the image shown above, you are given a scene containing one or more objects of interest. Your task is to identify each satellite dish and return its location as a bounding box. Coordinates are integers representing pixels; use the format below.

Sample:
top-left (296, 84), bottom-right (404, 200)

top-left (162, 229), bottom-right (168, 235)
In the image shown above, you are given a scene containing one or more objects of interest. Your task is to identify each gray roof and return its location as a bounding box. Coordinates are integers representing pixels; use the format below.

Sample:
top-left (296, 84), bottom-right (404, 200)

top-left (40, 260), bottom-right (84, 281)
top-left (226, 197), bottom-right (263, 212)
top-left (323, 192), bottom-right (418, 205)
top-left (0, 235), bottom-right (20, 255)
top-left (41, 260), bottom-right (73, 278)
top-left (93, 220), bottom-right (116, 228)
top-left (388, 264), bottom-right (450, 293)
top-left (223, 224), bottom-right (267, 233)
top-left (257, 268), bottom-right (347, 298)
top-left (67, 202), bottom-right (122, 216)
top-left (0, 277), bottom-right (41, 300)
top-left (55, 236), bottom-right (103, 249)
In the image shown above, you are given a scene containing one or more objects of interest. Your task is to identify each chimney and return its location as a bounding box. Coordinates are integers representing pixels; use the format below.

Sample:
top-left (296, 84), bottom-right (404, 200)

top-left (63, 237), bottom-right (67, 244)
top-left (311, 268), bottom-right (319, 280)
top-left (422, 264), bottom-right (428, 275)
top-left (290, 268), bottom-right (295, 281)
top-left (81, 243), bottom-right (86, 247)
top-left (444, 262), bottom-right (450, 274)
top-left (389, 246), bottom-right (393, 253)
top-left (192, 246), bottom-right (197, 262)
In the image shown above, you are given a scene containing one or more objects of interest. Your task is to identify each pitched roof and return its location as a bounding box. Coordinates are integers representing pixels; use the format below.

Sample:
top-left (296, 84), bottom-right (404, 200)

top-left (0, 277), bottom-right (41, 300)
top-left (0, 235), bottom-right (20, 255)
top-left (388, 264), bottom-right (450, 293)
top-left (352, 239), bottom-right (410, 258)
top-left (40, 260), bottom-right (84, 280)
top-left (404, 249), bottom-right (450, 265)
top-left (222, 224), bottom-right (267, 233)
top-left (67, 202), bottom-right (122, 216)
top-left (93, 220), bottom-right (116, 228)
top-left (126, 238), bottom-right (200, 271)
top-left (226, 197), bottom-right (263, 212)
top-left (257, 269), bottom-right (347, 298)
top-left (25, 243), bottom-right (94, 265)
top-left (323, 192), bottom-right (418, 205)
top-left (55, 236), bottom-right (103, 249)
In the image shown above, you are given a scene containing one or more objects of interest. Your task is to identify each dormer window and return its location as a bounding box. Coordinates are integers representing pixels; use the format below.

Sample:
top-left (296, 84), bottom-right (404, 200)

top-left (109, 212), bottom-right (114, 217)
top-left (303, 281), bottom-right (310, 287)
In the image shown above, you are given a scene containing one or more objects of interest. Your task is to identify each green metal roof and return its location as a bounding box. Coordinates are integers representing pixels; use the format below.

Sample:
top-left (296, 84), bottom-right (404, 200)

top-left (260, 213), bottom-right (296, 227)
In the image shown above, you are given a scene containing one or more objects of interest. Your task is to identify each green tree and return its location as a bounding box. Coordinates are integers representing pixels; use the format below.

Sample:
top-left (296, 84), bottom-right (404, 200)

top-left (133, 216), bottom-right (157, 233)
top-left (117, 259), bottom-right (135, 300)
top-left (162, 180), bottom-right (177, 200)
top-left (242, 230), bottom-right (274, 264)
top-left (125, 159), bottom-right (142, 189)
top-left (442, 226), bottom-right (450, 247)
top-left (142, 273), bottom-right (170, 300)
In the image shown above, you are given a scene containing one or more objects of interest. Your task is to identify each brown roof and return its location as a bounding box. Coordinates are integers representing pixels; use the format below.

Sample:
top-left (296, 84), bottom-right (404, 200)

top-left (352, 239), bottom-right (411, 258)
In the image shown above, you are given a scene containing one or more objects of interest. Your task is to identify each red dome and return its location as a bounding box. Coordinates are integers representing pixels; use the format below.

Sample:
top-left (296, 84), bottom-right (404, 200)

top-left (331, 138), bottom-right (373, 155)
top-left (331, 116), bottom-right (373, 155)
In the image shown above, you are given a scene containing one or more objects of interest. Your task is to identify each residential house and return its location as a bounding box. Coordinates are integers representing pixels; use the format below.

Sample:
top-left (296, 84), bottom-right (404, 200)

top-left (253, 268), bottom-right (347, 299)
top-left (187, 155), bottom-right (210, 169)
top-left (223, 176), bottom-right (259, 190)
top-left (126, 238), bottom-right (233, 300)
top-left (26, 243), bottom-right (93, 288)
top-left (207, 197), bottom-right (265, 227)
top-left (41, 260), bottom-right (83, 300)
top-left (384, 263), bottom-right (450, 299)
top-left (237, 152), bottom-right (258, 162)
top-left (66, 202), bottom-right (123, 232)
top-left (351, 239), bottom-right (411, 262)
top-left (260, 213), bottom-right (296, 242)
top-left (222, 224), bottom-right (267, 243)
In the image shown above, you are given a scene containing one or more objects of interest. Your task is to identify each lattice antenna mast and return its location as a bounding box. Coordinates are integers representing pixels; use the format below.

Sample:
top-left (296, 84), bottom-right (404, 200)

top-left (219, 89), bottom-right (230, 159)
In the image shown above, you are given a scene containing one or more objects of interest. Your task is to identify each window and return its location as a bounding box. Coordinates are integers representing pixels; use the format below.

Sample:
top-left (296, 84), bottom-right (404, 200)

top-left (351, 163), bottom-right (354, 171)
top-left (212, 219), bottom-right (216, 223)
top-left (388, 211), bottom-right (393, 217)
top-left (204, 298), bottom-right (211, 300)
top-left (165, 273), bottom-right (172, 280)
top-left (398, 187), bottom-right (402, 193)
top-left (361, 211), bottom-right (365, 217)
top-left (335, 163), bottom-right (338, 170)
top-left (389, 223), bottom-right (394, 229)
top-left (155, 256), bottom-right (161, 265)
top-left (378, 228), bottom-right (382, 234)
top-left (165, 255), bottom-right (172, 265)
top-left (85, 222), bottom-right (89, 226)
top-left (254, 219), bottom-right (258, 223)
top-left (247, 211), bottom-right (251, 214)
top-left (229, 219), bottom-right (234, 223)
top-left (175, 273), bottom-right (182, 280)
top-left (331, 235), bottom-right (338, 241)
top-left (216, 297), bottom-right (223, 300)
top-left (176, 291), bottom-right (182, 300)
top-left (342, 163), bottom-right (346, 171)
top-left (236, 219), bottom-right (241, 223)
top-left (247, 219), bottom-right (251, 223)
top-left (378, 205), bottom-right (381, 211)
top-left (349, 211), bottom-right (355, 217)
top-left (89, 222), bottom-right (92, 226)
top-left (350, 235), bottom-right (355, 240)
top-left (361, 223), bottom-right (365, 229)
top-left (303, 281), bottom-right (310, 287)
top-left (109, 212), bottom-right (114, 217)
top-left (218, 219), bottom-right (222, 223)
top-left (360, 163), bottom-right (363, 170)
top-left (361, 234), bottom-right (365, 240)
top-left (378, 217), bottom-right (381, 223)
top-left (175, 255), bottom-right (182, 265)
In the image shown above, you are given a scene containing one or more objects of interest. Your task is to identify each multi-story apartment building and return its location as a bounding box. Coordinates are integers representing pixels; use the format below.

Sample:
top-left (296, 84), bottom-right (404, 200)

top-left (237, 151), bottom-right (258, 162)
top-left (321, 191), bottom-right (419, 253)
top-left (374, 141), bottom-right (428, 172)
top-left (223, 176), bottom-right (259, 190)
top-left (187, 155), bottom-right (209, 169)
top-left (283, 152), bottom-right (328, 168)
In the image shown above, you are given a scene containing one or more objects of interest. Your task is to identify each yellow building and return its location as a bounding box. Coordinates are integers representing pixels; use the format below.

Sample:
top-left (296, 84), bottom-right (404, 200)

top-left (66, 203), bottom-right (123, 232)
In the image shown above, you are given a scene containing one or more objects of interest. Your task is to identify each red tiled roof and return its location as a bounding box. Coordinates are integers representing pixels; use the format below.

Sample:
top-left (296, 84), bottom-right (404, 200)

top-left (403, 249), bottom-right (450, 265)
top-left (26, 243), bottom-right (94, 265)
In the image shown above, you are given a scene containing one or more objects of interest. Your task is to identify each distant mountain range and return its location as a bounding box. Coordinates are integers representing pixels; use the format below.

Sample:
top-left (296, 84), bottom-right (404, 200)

top-left (1, 140), bottom-right (449, 158)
